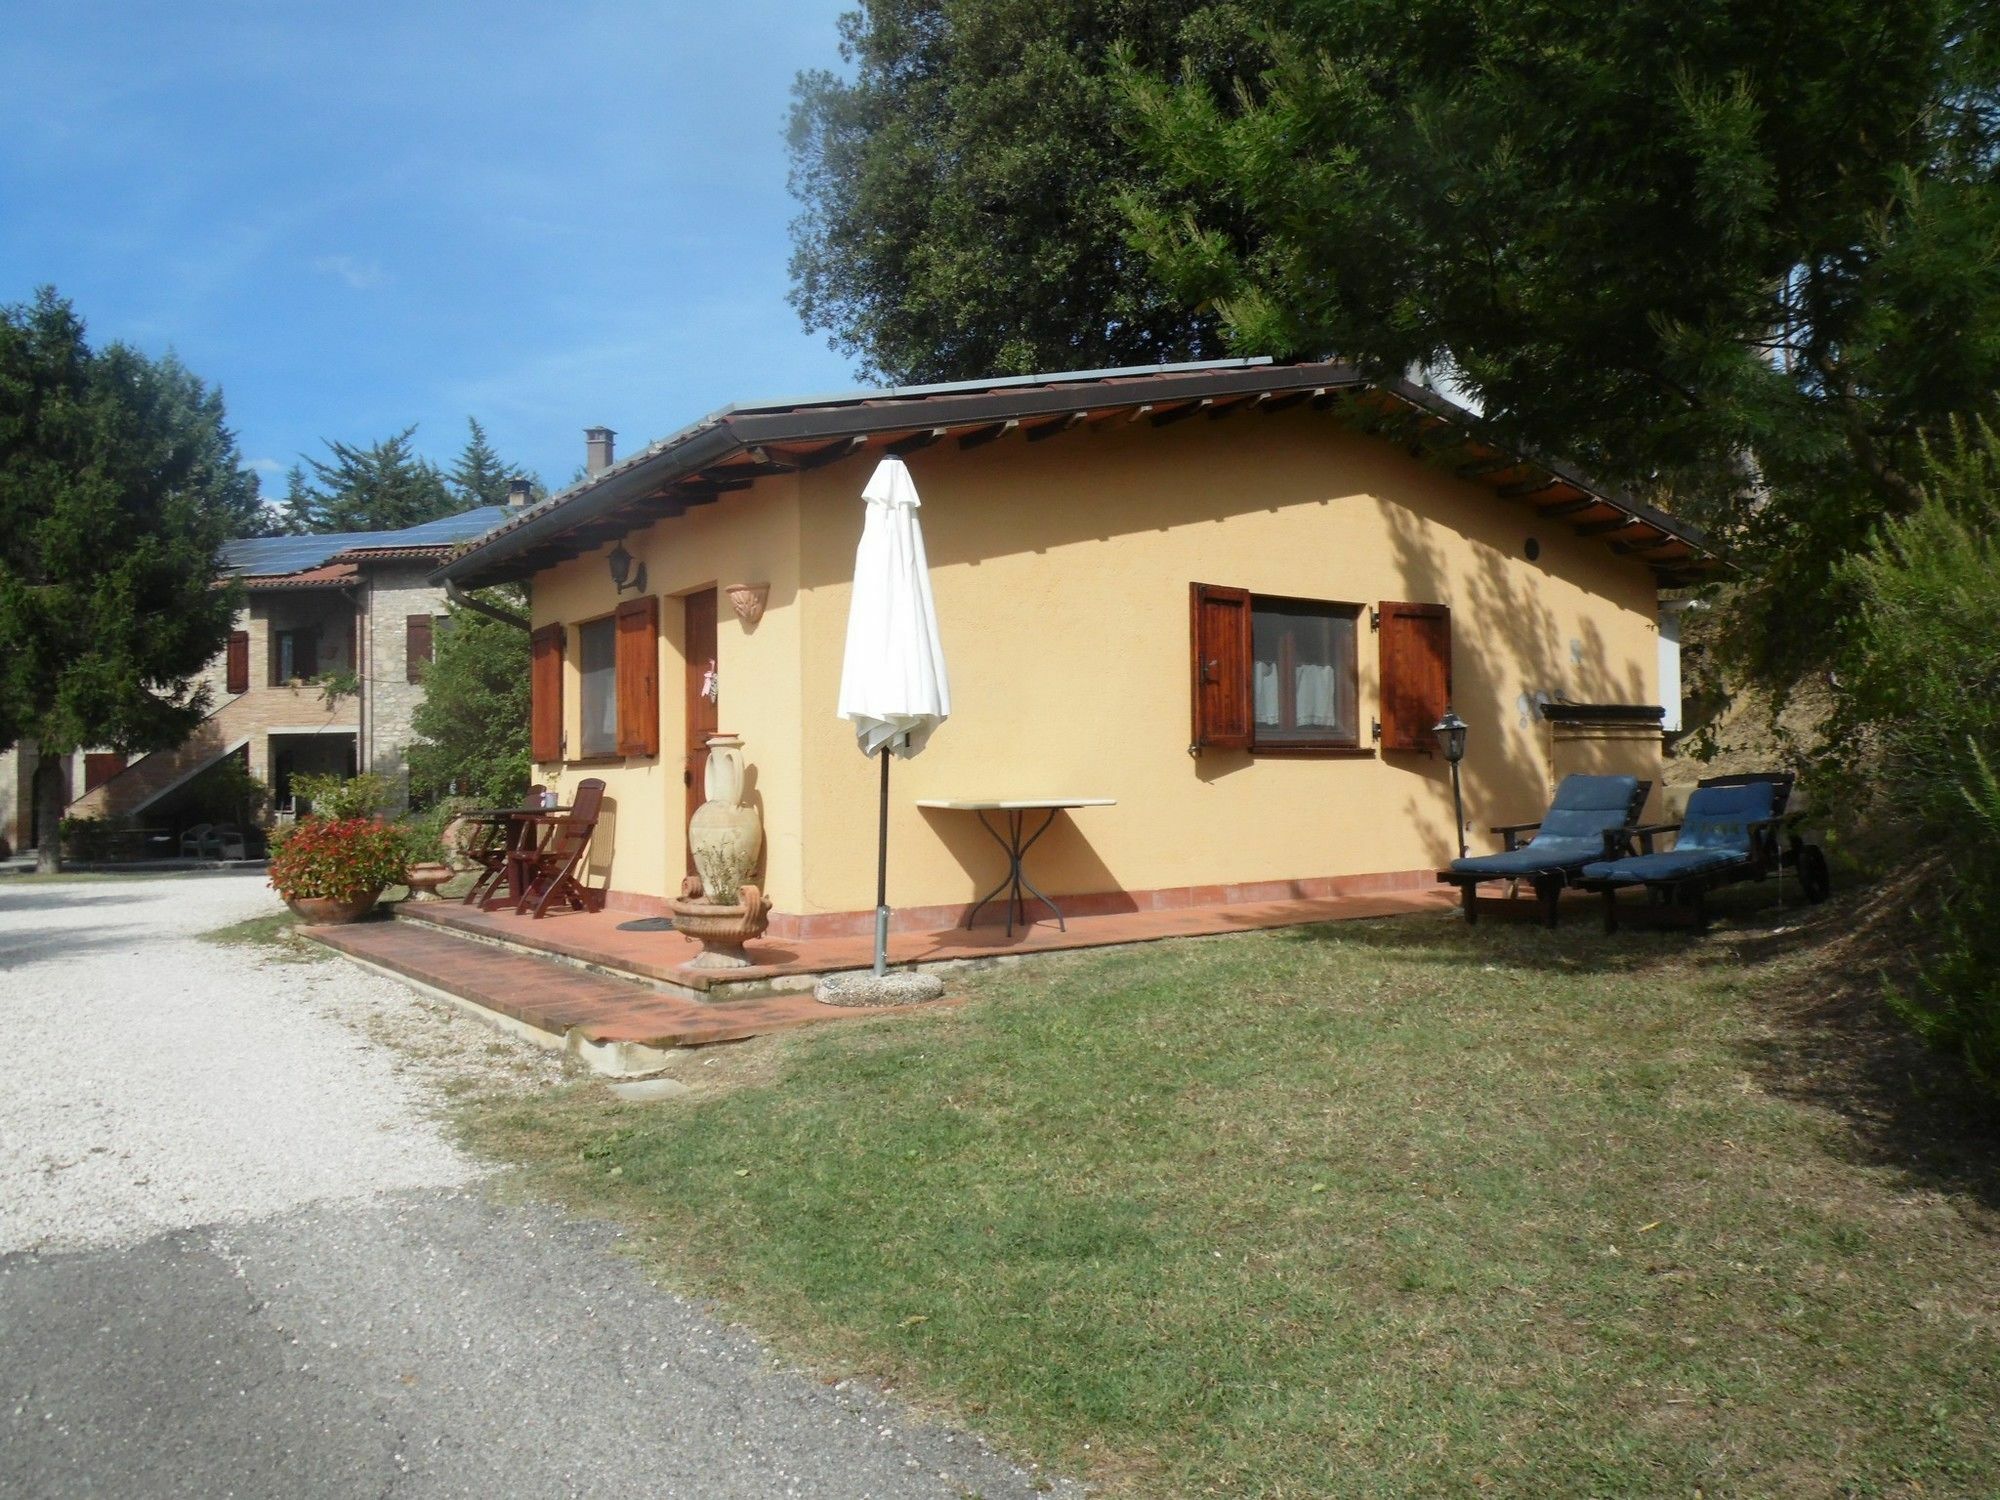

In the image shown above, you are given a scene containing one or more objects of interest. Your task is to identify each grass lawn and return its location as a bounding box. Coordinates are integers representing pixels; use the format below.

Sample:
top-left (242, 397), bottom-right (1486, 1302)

top-left (459, 889), bottom-right (2000, 1497)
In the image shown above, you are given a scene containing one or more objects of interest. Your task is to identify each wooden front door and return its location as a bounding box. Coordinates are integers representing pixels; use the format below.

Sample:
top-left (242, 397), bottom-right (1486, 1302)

top-left (683, 589), bottom-right (718, 876)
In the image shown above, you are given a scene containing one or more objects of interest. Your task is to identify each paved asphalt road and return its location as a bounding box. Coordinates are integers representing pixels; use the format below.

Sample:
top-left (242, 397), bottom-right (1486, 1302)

top-left (0, 875), bottom-right (1076, 1499)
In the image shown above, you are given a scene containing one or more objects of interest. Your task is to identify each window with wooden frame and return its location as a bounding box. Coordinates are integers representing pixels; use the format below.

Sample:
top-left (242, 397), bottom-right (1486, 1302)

top-left (529, 623), bottom-right (565, 762)
top-left (1190, 584), bottom-right (1363, 754)
top-left (272, 626), bottom-right (317, 685)
top-left (225, 630), bottom-right (249, 695)
top-left (613, 595), bottom-right (660, 757)
top-left (1376, 600), bottom-right (1453, 752)
top-left (576, 616), bottom-right (618, 759)
top-left (405, 614), bottom-right (434, 683)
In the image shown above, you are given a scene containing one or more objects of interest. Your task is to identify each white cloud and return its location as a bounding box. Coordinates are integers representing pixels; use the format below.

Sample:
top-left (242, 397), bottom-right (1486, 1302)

top-left (247, 456), bottom-right (286, 475)
top-left (311, 254), bottom-right (388, 291)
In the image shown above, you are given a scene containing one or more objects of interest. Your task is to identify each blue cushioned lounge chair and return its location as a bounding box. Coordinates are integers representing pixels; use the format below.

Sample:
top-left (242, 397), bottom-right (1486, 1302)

top-left (1438, 773), bottom-right (1652, 928)
top-left (1580, 772), bottom-right (1826, 931)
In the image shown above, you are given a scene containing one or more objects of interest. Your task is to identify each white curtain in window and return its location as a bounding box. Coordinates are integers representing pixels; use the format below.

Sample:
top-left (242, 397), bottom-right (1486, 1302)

top-left (1253, 660), bottom-right (1282, 726)
top-left (1294, 663), bottom-right (1338, 728)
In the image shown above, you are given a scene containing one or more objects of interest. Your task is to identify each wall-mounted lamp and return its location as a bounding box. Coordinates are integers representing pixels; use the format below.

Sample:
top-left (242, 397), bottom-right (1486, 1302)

top-left (607, 542), bottom-right (647, 596)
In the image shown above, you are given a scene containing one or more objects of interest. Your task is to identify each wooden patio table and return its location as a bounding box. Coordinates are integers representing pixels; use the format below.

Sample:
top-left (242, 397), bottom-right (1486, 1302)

top-left (460, 805), bottom-right (568, 909)
top-left (915, 798), bottom-right (1115, 938)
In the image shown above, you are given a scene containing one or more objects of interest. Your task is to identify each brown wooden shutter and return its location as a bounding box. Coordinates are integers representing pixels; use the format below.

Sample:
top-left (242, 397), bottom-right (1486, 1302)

top-left (614, 595), bottom-right (661, 757)
top-left (406, 614), bottom-right (434, 683)
top-left (1189, 583), bottom-right (1254, 751)
top-left (1377, 601), bottom-right (1452, 752)
top-left (530, 623), bottom-right (566, 763)
top-left (83, 753), bottom-right (127, 792)
top-left (225, 631), bottom-right (249, 695)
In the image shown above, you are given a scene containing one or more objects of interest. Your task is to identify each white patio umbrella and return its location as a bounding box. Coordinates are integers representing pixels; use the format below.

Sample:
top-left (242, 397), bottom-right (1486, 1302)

top-left (836, 456), bottom-right (951, 976)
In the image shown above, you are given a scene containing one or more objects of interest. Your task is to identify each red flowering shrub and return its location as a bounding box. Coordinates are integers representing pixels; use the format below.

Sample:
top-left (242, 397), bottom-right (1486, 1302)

top-left (267, 817), bottom-right (410, 902)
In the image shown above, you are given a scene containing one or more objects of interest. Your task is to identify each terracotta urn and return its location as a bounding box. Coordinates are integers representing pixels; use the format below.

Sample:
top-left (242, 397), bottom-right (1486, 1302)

top-left (285, 887), bottom-right (384, 925)
top-left (404, 862), bottom-right (452, 901)
top-left (687, 733), bottom-right (762, 903)
top-left (670, 879), bottom-right (771, 969)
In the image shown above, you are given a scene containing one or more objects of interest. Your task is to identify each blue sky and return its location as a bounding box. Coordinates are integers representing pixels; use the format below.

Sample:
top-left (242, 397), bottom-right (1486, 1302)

top-left (0, 0), bottom-right (860, 500)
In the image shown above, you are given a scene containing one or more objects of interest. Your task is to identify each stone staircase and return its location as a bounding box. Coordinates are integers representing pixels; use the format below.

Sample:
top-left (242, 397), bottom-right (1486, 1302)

top-left (67, 684), bottom-right (354, 821)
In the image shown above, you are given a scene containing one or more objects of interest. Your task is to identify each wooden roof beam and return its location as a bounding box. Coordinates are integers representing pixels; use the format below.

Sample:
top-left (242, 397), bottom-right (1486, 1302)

top-left (1149, 398), bottom-right (1210, 427)
top-left (1575, 515), bottom-right (1647, 538)
top-left (1532, 496), bottom-right (1603, 518)
top-left (958, 419), bottom-right (1018, 450)
top-left (792, 435), bottom-right (868, 470)
top-left (1499, 476), bottom-right (1566, 500)
top-left (1206, 393), bottom-right (1267, 420)
top-left (1025, 411), bottom-right (1088, 442)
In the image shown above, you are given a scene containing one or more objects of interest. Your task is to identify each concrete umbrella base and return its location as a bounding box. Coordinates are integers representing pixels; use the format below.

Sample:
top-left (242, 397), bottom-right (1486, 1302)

top-left (814, 970), bottom-right (945, 1007)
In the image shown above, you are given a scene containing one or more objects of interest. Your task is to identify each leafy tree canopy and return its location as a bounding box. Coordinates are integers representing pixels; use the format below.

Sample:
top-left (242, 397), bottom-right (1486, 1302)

top-left (787, 0), bottom-right (1273, 384)
top-left (407, 588), bottom-right (531, 809)
top-left (279, 425), bottom-right (457, 534)
top-left (0, 289), bottom-right (246, 863)
top-left (1118, 0), bottom-right (2000, 672)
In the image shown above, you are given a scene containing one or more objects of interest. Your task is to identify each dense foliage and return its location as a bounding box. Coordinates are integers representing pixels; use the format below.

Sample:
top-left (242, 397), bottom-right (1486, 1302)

top-left (1834, 422), bottom-right (2000, 1089)
top-left (289, 770), bottom-right (391, 820)
top-left (267, 816), bottom-right (410, 903)
top-left (0, 288), bottom-right (248, 870)
top-left (786, 0), bottom-right (1268, 383)
top-left (277, 418), bottom-right (539, 535)
top-left (277, 426), bottom-right (457, 534)
top-left (407, 588), bottom-right (531, 809)
top-left (1115, 0), bottom-right (2000, 672)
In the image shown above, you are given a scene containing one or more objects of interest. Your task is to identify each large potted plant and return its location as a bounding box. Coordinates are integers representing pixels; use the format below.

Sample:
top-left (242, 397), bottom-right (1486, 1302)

top-left (268, 816), bottom-right (410, 923)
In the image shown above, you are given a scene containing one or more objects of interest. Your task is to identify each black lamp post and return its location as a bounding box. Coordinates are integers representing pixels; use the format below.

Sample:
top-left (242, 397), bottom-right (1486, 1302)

top-left (1433, 707), bottom-right (1469, 859)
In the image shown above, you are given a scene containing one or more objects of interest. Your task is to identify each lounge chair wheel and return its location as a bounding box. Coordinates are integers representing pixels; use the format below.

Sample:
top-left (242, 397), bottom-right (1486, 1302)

top-left (1797, 844), bottom-right (1832, 903)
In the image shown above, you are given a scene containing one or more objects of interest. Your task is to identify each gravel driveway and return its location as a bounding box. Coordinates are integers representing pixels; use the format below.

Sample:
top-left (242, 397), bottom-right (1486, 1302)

top-left (0, 874), bottom-right (1076, 1499)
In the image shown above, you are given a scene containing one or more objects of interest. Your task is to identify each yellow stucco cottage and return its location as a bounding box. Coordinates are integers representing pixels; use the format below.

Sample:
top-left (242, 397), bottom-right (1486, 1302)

top-left (436, 359), bottom-right (1714, 939)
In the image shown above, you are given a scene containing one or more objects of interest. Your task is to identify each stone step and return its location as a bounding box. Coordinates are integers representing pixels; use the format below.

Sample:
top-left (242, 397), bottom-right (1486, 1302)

top-left (304, 919), bottom-right (915, 1073)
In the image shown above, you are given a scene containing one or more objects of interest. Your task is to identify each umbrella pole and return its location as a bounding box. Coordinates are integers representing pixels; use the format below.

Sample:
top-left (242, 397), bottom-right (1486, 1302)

top-left (873, 744), bottom-right (890, 976)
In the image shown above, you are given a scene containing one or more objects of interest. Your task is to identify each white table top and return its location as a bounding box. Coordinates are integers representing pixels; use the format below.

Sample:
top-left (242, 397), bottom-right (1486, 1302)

top-left (914, 798), bottom-right (1117, 811)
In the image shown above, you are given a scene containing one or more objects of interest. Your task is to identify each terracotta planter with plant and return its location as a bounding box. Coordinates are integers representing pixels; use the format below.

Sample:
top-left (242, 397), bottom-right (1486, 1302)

top-left (268, 816), bottom-right (410, 925)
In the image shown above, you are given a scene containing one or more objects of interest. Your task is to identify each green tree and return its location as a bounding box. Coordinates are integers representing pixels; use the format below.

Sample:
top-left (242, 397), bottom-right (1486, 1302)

top-left (1118, 0), bottom-right (2000, 672)
top-left (449, 417), bottom-right (522, 510)
top-left (0, 289), bottom-right (245, 870)
top-left (284, 425), bottom-right (456, 533)
top-left (786, 0), bottom-right (1267, 384)
top-left (406, 588), bottom-right (531, 809)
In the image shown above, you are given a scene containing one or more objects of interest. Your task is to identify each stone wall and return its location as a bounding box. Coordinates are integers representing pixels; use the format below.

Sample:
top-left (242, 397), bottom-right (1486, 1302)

top-left (360, 562), bottom-right (448, 812)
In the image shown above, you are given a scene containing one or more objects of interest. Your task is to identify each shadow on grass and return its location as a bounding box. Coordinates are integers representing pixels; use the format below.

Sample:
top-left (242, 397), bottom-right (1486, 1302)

top-left (1731, 872), bottom-right (2000, 1217)
top-left (1282, 875), bottom-right (2000, 1217)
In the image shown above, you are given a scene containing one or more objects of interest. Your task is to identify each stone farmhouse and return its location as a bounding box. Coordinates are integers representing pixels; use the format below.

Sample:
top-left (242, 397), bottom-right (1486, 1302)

top-left (0, 498), bottom-right (518, 855)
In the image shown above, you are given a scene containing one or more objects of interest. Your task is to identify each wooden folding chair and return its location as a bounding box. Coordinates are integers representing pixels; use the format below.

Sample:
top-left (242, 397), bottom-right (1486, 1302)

top-left (506, 779), bottom-right (606, 918)
top-left (463, 786), bottom-right (543, 908)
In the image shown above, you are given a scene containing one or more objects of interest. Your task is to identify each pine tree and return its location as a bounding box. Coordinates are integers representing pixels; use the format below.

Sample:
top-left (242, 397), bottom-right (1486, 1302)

top-left (288, 426), bottom-right (457, 533)
top-left (449, 417), bottom-right (513, 510)
top-left (0, 289), bottom-right (245, 870)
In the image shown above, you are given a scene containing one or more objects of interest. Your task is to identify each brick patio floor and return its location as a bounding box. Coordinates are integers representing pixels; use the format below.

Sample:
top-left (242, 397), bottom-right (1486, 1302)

top-left (306, 886), bottom-right (1454, 1066)
top-left (395, 886), bottom-right (1454, 994)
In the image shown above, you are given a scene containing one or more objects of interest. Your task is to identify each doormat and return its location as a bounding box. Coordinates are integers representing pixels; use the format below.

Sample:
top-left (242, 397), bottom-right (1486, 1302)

top-left (615, 917), bottom-right (677, 933)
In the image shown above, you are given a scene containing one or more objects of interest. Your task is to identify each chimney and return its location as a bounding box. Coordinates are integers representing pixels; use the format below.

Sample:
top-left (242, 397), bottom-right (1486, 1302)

top-left (506, 476), bottom-right (533, 509)
top-left (585, 426), bottom-right (616, 478)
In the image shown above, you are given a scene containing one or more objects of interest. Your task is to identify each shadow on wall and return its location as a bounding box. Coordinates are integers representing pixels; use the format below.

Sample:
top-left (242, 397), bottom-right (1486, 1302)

top-left (1377, 482), bottom-right (1656, 866)
top-left (918, 805), bottom-right (1121, 913)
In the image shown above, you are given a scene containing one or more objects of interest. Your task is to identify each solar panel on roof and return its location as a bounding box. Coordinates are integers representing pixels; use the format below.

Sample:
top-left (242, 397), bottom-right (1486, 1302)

top-left (220, 506), bottom-right (507, 577)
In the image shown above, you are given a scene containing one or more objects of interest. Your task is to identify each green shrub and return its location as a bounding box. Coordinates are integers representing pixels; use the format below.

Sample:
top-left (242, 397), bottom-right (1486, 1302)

top-left (1884, 747), bottom-right (2000, 1090)
top-left (290, 771), bottom-right (390, 820)
top-left (1838, 419), bottom-right (2000, 1089)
